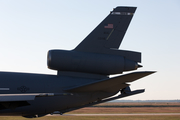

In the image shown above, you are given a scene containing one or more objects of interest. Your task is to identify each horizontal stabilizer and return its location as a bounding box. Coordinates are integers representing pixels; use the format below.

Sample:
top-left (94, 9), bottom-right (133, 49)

top-left (64, 71), bottom-right (155, 93)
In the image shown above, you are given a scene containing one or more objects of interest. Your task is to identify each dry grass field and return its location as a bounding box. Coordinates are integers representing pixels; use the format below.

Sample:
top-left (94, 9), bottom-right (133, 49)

top-left (69, 102), bottom-right (180, 114)
top-left (1, 116), bottom-right (180, 120)
top-left (68, 107), bottom-right (180, 114)
top-left (0, 102), bottom-right (180, 120)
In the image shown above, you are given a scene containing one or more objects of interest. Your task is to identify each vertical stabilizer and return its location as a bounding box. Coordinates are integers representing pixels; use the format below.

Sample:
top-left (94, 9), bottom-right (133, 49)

top-left (74, 7), bottom-right (136, 53)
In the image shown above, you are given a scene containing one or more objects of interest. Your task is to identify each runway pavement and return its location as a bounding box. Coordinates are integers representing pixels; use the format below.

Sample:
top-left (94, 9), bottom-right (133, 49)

top-left (47, 113), bottom-right (180, 116)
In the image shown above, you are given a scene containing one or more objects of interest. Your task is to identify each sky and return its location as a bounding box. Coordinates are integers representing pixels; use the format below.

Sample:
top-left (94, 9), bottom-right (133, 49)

top-left (0, 0), bottom-right (180, 100)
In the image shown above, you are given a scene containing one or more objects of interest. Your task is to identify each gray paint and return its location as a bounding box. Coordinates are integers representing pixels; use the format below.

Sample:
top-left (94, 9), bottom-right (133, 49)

top-left (48, 50), bottom-right (139, 75)
top-left (0, 6), bottom-right (155, 118)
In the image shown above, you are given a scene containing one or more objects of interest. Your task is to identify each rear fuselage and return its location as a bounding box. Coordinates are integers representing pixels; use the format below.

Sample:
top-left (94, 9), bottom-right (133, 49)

top-left (0, 72), bottom-right (115, 116)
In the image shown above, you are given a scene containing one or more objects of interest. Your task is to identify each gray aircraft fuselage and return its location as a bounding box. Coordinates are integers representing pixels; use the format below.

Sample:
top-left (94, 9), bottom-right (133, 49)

top-left (0, 72), bottom-right (115, 117)
top-left (0, 7), bottom-right (155, 118)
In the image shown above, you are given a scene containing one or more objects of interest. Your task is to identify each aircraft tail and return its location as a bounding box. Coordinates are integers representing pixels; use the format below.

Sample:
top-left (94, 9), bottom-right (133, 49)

top-left (64, 71), bottom-right (155, 93)
top-left (74, 7), bottom-right (136, 53)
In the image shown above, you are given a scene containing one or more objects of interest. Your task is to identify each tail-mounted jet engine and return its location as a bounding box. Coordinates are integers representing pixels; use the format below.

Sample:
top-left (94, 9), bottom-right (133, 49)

top-left (47, 50), bottom-right (142, 75)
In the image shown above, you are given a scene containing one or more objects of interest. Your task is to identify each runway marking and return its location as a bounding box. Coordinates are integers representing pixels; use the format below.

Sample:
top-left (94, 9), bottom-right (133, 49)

top-left (48, 113), bottom-right (180, 116)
